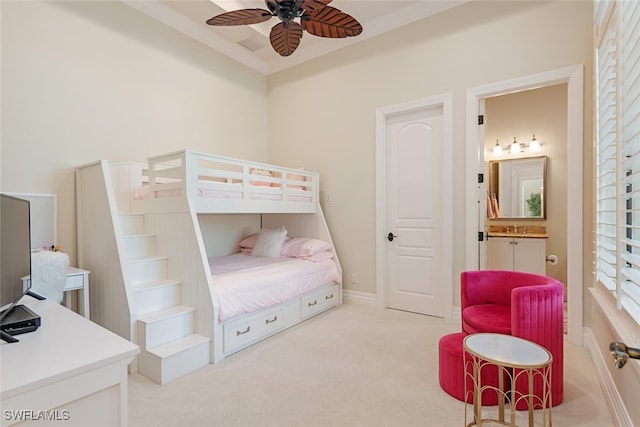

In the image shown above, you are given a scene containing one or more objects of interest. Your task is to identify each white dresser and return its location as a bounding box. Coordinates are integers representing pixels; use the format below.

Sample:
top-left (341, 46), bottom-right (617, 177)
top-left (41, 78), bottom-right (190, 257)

top-left (0, 297), bottom-right (139, 426)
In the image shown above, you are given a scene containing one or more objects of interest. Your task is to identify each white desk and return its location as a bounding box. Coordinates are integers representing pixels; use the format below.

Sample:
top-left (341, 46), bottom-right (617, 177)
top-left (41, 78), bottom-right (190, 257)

top-left (0, 297), bottom-right (139, 426)
top-left (22, 267), bottom-right (90, 319)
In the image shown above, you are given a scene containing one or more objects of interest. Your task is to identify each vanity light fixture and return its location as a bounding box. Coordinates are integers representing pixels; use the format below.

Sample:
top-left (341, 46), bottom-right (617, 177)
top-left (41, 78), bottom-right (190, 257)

top-left (492, 139), bottom-right (503, 156)
top-left (491, 134), bottom-right (543, 156)
top-left (529, 134), bottom-right (541, 152)
top-left (510, 137), bottom-right (522, 154)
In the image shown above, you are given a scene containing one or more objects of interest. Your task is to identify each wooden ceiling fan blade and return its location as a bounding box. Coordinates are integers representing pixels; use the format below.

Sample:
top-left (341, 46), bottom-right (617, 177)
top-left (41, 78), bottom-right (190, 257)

top-left (206, 9), bottom-right (273, 26)
top-left (301, 6), bottom-right (362, 38)
top-left (301, 0), bottom-right (333, 15)
top-left (270, 22), bottom-right (304, 57)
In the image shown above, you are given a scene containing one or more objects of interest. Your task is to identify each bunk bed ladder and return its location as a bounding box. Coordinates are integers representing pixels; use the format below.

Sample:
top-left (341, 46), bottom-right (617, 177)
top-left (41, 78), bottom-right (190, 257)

top-left (77, 161), bottom-right (211, 385)
top-left (120, 211), bottom-right (210, 385)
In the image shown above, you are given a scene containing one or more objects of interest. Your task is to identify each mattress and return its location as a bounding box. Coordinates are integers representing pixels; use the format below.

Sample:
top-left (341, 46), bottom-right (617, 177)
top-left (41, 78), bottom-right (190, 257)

top-left (209, 253), bottom-right (341, 323)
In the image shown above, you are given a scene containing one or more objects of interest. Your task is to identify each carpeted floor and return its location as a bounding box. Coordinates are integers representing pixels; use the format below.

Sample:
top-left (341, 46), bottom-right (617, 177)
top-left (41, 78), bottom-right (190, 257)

top-left (128, 303), bottom-right (614, 426)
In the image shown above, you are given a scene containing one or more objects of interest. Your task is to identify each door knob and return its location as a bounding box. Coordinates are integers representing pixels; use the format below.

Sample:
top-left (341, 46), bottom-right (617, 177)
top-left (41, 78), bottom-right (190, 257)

top-left (387, 232), bottom-right (397, 242)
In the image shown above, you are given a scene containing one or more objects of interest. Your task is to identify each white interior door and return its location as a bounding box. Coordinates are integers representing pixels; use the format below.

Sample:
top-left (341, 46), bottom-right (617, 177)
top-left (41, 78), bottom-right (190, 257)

top-left (385, 106), bottom-right (445, 317)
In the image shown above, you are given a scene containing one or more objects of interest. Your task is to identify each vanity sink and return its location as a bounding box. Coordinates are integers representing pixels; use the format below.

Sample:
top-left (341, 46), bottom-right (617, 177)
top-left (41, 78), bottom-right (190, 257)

top-left (487, 232), bottom-right (548, 239)
top-left (486, 225), bottom-right (548, 239)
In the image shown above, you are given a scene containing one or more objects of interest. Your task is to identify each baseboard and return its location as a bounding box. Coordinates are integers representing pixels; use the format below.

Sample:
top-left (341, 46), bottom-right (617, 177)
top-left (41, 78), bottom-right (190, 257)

top-left (342, 289), bottom-right (377, 305)
top-left (584, 327), bottom-right (634, 427)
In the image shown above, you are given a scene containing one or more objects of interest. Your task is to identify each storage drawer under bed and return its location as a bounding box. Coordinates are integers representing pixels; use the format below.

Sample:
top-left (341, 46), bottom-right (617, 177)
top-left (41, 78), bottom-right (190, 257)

top-left (224, 306), bottom-right (284, 353)
top-left (301, 284), bottom-right (339, 319)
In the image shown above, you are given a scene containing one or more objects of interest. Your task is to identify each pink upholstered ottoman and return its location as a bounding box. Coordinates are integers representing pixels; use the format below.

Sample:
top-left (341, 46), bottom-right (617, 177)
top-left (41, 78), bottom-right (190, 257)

top-left (438, 332), bottom-right (501, 405)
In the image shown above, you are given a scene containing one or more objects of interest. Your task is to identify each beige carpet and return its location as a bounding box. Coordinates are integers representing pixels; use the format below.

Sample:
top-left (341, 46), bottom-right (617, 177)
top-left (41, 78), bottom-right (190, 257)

top-left (129, 304), bottom-right (614, 426)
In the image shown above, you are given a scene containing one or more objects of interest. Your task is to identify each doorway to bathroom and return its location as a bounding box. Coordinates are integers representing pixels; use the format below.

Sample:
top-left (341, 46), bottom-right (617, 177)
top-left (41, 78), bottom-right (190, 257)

top-left (465, 65), bottom-right (584, 345)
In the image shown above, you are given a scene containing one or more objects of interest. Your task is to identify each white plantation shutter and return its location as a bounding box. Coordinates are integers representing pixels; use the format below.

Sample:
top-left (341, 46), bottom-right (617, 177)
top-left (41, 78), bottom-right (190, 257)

top-left (596, 1), bottom-right (618, 293)
top-left (595, 0), bottom-right (640, 324)
top-left (620, 0), bottom-right (640, 321)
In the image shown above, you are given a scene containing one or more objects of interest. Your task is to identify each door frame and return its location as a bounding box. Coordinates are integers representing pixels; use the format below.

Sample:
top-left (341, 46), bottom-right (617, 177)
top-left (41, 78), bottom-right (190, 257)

top-left (464, 65), bottom-right (584, 345)
top-left (375, 93), bottom-right (453, 321)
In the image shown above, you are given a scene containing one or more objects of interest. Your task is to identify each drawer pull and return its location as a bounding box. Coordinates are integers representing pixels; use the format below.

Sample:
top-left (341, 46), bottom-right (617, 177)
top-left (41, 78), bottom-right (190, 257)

top-left (325, 293), bottom-right (334, 300)
top-left (265, 315), bottom-right (278, 324)
top-left (236, 326), bottom-right (251, 336)
top-left (308, 300), bottom-right (318, 307)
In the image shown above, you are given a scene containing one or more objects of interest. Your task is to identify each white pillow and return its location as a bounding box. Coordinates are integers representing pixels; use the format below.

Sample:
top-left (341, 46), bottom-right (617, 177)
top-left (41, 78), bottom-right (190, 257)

top-left (251, 227), bottom-right (288, 258)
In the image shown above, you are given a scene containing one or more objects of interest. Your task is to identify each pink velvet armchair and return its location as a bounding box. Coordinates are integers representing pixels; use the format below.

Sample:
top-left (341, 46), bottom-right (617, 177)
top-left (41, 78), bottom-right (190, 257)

top-left (461, 270), bottom-right (564, 408)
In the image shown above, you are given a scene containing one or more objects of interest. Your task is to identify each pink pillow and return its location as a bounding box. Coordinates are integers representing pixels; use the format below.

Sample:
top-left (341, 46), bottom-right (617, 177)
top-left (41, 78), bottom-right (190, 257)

top-left (282, 238), bottom-right (331, 258)
top-left (302, 251), bottom-right (334, 262)
top-left (250, 168), bottom-right (272, 187)
top-left (287, 168), bottom-right (306, 190)
top-left (271, 171), bottom-right (282, 188)
top-left (239, 233), bottom-right (259, 249)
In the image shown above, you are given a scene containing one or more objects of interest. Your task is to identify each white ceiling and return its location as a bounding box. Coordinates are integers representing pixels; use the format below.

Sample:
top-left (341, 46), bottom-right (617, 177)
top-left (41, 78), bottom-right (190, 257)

top-left (122, 0), bottom-right (469, 75)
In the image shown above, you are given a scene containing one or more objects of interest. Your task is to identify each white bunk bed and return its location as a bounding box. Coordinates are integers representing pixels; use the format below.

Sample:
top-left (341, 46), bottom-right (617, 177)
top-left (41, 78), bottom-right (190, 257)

top-left (132, 150), bottom-right (342, 363)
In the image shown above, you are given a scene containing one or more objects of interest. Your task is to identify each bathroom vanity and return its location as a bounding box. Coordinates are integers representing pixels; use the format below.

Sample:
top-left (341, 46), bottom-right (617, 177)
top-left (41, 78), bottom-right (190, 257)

top-left (486, 226), bottom-right (548, 275)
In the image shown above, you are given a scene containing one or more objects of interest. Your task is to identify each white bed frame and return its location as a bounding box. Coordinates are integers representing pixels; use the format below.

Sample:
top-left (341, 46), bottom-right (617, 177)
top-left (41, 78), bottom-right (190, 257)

top-left (77, 150), bottom-right (341, 382)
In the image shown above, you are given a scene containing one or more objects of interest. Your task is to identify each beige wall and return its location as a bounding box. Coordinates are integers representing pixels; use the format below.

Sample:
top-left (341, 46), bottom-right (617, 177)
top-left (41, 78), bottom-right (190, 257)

top-left (267, 0), bottom-right (592, 300)
top-left (484, 84), bottom-right (568, 286)
top-left (5, 0), bottom-right (639, 423)
top-left (1, 1), bottom-right (268, 262)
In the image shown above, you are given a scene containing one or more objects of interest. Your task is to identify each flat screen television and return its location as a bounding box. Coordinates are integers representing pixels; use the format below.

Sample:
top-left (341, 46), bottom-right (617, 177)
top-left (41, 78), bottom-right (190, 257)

top-left (0, 193), bottom-right (40, 343)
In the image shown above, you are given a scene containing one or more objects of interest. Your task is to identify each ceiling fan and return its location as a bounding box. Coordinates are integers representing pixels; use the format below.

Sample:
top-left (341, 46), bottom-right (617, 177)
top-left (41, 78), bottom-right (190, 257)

top-left (206, 0), bottom-right (363, 57)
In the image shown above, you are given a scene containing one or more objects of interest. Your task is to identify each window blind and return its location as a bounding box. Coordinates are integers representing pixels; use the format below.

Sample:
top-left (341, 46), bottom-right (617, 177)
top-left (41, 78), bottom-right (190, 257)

top-left (595, 0), bottom-right (640, 325)
top-left (596, 2), bottom-right (618, 294)
top-left (620, 0), bottom-right (640, 320)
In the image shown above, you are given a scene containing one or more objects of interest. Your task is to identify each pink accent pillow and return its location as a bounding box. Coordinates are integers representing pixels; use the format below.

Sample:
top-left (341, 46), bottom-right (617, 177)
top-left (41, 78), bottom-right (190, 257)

top-left (250, 168), bottom-right (272, 187)
top-left (302, 251), bottom-right (334, 262)
top-left (282, 238), bottom-right (331, 258)
top-left (239, 233), bottom-right (259, 249)
top-left (287, 168), bottom-right (306, 190)
top-left (271, 171), bottom-right (282, 188)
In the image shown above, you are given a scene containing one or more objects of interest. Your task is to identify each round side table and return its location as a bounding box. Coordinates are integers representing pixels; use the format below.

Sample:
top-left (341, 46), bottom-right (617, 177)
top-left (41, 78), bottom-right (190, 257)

top-left (463, 333), bottom-right (552, 427)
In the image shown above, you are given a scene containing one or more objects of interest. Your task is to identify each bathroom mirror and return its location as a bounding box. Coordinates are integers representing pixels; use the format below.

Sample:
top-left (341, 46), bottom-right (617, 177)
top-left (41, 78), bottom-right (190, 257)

top-left (486, 156), bottom-right (546, 219)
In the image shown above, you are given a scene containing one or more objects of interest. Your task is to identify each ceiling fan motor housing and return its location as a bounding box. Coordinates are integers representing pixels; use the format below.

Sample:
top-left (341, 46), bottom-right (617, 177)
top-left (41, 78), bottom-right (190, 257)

top-left (266, 0), bottom-right (305, 24)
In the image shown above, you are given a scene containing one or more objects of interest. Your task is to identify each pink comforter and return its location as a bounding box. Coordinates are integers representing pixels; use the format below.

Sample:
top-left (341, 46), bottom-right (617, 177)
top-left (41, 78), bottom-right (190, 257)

top-left (209, 253), bottom-right (341, 322)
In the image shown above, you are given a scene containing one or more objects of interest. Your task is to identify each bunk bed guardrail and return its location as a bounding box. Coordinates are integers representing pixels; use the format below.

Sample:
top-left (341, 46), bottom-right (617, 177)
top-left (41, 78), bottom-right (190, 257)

top-left (141, 150), bottom-right (319, 214)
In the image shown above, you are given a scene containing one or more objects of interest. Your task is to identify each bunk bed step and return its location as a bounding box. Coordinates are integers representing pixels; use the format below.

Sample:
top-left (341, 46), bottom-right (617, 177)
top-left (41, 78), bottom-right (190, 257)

top-left (133, 280), bottom-right (182, 315)
top-left (138, 334), bottom-right (211, 385)
top-left (119, 212), bottom-right (144, 235)
top-left (126, 256), bottom-right (168, 284)
top-left (137, 305), bottom-right (195, 349)
top-left (122, 233), bottom-right (156, 259)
